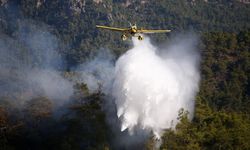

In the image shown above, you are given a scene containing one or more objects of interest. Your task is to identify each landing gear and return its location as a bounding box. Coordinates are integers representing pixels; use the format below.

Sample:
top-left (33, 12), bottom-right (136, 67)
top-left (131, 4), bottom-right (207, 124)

top-left (121, 34), bottom-right (127, 41)
top-left (138, 35), bottom-right (144, 41)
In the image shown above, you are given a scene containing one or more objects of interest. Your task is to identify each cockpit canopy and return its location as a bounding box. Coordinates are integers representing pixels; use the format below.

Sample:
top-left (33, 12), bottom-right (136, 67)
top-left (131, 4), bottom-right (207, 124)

top-left (131, 24), bottom-right (137, 30)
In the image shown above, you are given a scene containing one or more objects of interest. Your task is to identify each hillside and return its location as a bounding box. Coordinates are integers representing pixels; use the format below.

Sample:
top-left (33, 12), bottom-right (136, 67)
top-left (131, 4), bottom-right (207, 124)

top-left (0, 0), bottom-right (249, 64)
top-left (0, 0), bottom-right (250, 150)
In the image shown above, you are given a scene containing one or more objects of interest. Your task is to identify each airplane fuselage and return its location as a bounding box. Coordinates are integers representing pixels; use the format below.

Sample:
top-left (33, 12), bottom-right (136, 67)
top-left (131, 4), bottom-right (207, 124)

top-left (130, 25), bottom-right (137, 35)
top-left (120, 25), bottom-right (143, 40)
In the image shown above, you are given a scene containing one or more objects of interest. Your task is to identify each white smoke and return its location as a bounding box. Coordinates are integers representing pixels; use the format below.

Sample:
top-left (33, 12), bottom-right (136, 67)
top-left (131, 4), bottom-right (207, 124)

top-left (112, 36), bottom-right (200, 139)
top-left (0, 20), bottom-right (74, 107)
top-left (76, 50), bottom-right (115, 94)
top-left (27, 69), bottom-right (73, 103)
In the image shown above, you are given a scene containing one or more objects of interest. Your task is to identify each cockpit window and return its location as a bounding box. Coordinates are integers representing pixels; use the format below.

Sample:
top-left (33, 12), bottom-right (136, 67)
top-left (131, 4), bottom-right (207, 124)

top-left (132, 24), bottom-right (137, 29)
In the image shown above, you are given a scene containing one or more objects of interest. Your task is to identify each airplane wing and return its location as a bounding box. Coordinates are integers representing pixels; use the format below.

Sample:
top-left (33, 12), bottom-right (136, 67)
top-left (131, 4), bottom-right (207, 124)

top-left (96, 25), bottom-right (128, 32)
top-left (137, 29), bottom-right (171, 34)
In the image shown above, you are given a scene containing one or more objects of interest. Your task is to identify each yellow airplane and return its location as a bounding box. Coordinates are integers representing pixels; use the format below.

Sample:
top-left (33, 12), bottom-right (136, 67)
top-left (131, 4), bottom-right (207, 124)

top-left (96, 23), bottom-right (171, 41)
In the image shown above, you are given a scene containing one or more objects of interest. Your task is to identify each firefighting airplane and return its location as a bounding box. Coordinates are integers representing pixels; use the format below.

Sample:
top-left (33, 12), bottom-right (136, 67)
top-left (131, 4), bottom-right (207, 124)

top-left (96, 23), bottom-right (171, 41)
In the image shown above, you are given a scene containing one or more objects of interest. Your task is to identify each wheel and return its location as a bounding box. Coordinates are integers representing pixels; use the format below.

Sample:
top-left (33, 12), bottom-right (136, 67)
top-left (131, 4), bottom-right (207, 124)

top-left (121, 34), bottom-right (127, 41)
top-left (138, 35), bottom-right (144, 40)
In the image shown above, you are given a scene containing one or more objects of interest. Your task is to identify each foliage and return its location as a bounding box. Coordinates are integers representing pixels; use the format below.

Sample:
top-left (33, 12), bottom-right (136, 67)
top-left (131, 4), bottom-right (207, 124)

top-left (0, 1), bottom-right (249, 150)
top-left (160, 31), bottom-right (250, 150)
top-left (1, 0), bottom-right (250, 65)
top-left (160, 98), bottom-right (250, 150)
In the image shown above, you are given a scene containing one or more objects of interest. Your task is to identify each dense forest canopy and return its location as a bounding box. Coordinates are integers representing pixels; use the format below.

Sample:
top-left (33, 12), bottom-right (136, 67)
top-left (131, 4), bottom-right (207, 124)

top-left (0, 0), bottom-right (249, 150)
top-left (1, 0), bottom-right (249, 64)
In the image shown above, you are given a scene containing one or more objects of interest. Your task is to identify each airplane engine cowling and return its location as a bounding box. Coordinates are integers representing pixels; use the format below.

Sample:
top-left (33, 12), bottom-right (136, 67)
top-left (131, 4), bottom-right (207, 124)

top-left (138, 35), bottom-right (144, 40)
top-left (121, 34), bottom-right (127, 41)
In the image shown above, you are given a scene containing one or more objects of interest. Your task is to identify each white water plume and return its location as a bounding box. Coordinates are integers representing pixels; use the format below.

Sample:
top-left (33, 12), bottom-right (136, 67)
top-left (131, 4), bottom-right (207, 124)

top-left (112, 36), bottom-right (200, 139)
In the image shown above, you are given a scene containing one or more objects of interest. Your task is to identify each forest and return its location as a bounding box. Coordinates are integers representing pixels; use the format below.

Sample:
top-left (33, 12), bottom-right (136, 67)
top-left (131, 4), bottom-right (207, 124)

top-left (0, 0), bottom-right (249, 150)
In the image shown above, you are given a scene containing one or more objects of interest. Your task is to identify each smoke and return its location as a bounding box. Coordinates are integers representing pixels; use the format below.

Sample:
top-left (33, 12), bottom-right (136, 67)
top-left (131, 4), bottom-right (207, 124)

top-left (112, 35), bottom-right (200, 140)
top-left (27, 70), bottom-right (73, 103)
top-left (0, 17), bottom-right (200, 148)
top-left (0, 20), bottom-right (73, 107)
top-left (75, 49), bottom-right (115, 94)
top-left (79, 34), bottom-right (200, 148)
